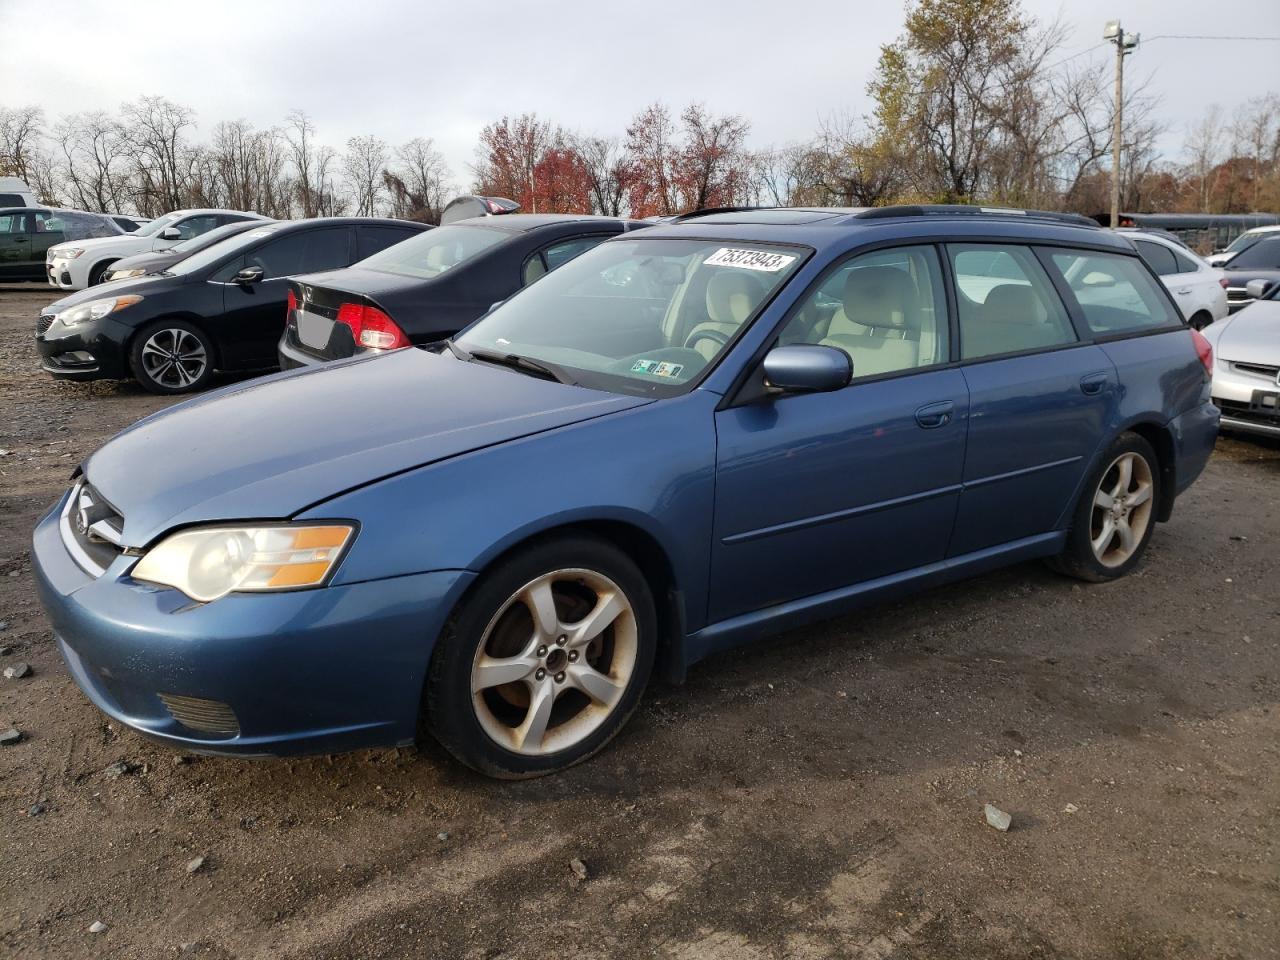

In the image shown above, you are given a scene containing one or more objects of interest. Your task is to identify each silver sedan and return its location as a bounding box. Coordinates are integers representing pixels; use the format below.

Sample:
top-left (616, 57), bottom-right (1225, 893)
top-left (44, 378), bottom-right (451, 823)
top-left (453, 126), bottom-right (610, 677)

top-left (1200, 279), bottom-right (1280, 438)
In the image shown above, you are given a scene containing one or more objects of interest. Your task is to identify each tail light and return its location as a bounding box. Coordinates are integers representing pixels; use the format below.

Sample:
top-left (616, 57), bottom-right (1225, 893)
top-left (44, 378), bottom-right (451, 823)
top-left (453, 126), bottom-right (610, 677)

top-left (286, 288), bottom-right (297, 320)
top-left (335, 303), bottom-right (410, 351)
top-left (1190, 328), bottom-right (1213, 377)
top-left (1219, 277), bottom-right (1229, 289)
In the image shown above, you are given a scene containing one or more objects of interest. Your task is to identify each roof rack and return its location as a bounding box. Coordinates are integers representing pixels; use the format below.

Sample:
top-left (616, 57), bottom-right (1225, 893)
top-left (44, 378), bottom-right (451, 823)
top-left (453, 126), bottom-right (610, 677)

top-left (852, 205), bottom-right (1099, 228)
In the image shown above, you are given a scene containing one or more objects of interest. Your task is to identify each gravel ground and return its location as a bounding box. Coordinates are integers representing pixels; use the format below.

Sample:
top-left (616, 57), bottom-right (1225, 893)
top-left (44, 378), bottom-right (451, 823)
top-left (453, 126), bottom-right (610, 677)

top-left (1, 283), bottom-right (1277, 960)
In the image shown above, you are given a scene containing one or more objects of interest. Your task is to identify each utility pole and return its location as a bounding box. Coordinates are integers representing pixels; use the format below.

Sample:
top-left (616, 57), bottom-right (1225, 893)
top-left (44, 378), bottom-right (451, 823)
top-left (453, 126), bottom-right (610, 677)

top-left (1104, 21), bottom-right (1140, 229)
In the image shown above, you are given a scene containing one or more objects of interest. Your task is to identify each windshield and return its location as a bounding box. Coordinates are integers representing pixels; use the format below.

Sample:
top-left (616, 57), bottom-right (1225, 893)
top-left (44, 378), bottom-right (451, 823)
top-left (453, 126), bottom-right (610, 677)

top-left (356, 223), bottom-right (507, 279)
top-left (165, 225), bottom-right (283, 276)
top-left (170, 221), bottom-right (256, 254)
top-left (455, 237), bottom-right (807, 396)
top-left (134, 212), bottom-right (184, 238)
top-left (1224, 230), bottom-right (1270, 255)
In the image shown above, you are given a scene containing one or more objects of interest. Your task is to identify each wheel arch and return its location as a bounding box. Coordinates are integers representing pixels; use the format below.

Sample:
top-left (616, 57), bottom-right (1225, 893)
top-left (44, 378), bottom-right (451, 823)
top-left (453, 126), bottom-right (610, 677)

top-left (87, 257), bottom-right (120, 284)
top-left (1118, 420), bottom-right (1177, 523)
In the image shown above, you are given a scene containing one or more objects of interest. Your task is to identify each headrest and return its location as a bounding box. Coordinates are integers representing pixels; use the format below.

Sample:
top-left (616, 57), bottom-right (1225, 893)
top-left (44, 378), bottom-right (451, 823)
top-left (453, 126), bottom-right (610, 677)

top-left (982, 284), bottom-right (1040, 324)
top-left (843, 266), bottom-right (920, 330)
top-left (706, 270), bottom-right (765, 325)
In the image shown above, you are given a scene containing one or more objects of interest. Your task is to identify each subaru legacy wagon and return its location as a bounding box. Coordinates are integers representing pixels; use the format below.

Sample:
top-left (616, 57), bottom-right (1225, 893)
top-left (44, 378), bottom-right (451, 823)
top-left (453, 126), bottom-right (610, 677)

top-left (32, 206), bottom-right (1219, 778)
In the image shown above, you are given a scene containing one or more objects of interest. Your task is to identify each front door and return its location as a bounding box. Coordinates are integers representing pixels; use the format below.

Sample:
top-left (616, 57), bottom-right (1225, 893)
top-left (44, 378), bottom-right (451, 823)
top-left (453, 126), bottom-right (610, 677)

top-left (708, 244), bottom-right (968, 624)
top-left (0, 212), bottom-right (32, 278)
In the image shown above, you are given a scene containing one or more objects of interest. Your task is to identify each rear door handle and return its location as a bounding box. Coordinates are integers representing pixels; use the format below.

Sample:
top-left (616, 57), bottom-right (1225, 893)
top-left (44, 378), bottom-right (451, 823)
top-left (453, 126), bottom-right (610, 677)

top-left (915, 400), bottom-right (954, 429)
top-left (1176, 288), bottom-right (1192, 295)
top-left (1080, 372), bottom-right (1109, 396)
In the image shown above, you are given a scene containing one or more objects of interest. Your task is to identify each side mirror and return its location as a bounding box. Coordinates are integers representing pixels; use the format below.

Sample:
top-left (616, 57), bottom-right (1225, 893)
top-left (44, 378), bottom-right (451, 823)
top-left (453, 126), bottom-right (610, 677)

top-left (761, 344), bottom-right (852, 394)
top-left (1245, 278), bottom-right (1273, 300)
top-left (159, 227), bottom-right (181, 240)
top-left (233, 265), bottom-right (264, 286)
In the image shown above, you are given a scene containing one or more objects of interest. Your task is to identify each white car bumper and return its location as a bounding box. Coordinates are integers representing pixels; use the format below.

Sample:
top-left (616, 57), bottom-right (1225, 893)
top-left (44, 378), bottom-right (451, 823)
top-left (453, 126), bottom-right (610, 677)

top-left (46, 256), bottom-right (79, 289)
top-left (1212, 359), bottom-right (1280, 437)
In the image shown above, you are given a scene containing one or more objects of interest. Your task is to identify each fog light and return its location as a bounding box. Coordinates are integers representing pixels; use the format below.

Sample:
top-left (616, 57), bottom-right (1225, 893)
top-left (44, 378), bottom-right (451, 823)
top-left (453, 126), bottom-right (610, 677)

top-left (58, 351), bottom-right (96, 365)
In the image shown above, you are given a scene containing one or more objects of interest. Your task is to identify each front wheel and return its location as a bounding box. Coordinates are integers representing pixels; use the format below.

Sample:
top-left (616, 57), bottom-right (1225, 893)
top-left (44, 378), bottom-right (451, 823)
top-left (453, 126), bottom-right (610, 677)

top-left (424, 536), bottom-right (657, 778)
top-left (1049, 432), bottom-right (1160, 582)
top-left (129, 320), bottom-right (216, 394)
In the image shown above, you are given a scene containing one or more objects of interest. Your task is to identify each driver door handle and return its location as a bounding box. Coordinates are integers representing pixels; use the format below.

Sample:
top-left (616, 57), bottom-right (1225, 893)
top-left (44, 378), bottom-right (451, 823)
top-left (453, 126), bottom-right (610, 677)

top-left (915, 400), bottom-right (954, 429)
top-left (1080, 372), bottom-right (1109, 395)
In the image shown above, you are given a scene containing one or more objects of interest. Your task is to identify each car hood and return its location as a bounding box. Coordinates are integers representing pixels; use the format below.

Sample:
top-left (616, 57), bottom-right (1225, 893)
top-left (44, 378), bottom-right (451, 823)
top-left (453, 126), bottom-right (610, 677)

top-left (1208, 300), bottom-right (1280, 362)
top-left (80, 348), bottom-right (650, 547)
top-left (51, 234), bottom-right (151, 257)
top-left (44, 272), bottom-right (180, 314)
top-left (109, 249), bottom-right (178, 272)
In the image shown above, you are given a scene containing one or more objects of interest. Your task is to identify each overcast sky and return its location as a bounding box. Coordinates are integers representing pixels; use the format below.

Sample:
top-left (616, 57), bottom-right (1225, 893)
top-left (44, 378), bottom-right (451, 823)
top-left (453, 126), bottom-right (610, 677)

top-left (3, 0), bottom-right (1278, 184)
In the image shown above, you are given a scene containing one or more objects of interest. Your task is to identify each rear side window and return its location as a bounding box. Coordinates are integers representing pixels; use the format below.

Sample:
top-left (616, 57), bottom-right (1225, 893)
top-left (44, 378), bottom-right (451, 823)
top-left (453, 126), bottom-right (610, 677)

top-left (356, 225), bottom-right (419, 260)
top-left (950, 244), bottom-right (1076, 360)
top-left (52, 212), bottom-right (118, 240)
top-left (1173, 250), bottom-right (1199, 273)
top-left (245, 227), bottom-right (351, 279)
top-left (1048, 250), bottom-right (1181, 335)
top-left (1133, 240), bottom-right (1179, 277)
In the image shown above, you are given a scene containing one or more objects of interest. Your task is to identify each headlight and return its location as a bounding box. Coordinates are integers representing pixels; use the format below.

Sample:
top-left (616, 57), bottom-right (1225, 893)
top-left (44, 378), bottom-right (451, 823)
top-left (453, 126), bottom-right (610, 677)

top-left (109, 267), bottom-right (146, 280)
top-left (55, 295), bottom-right (143, 327)
top-left (54, 248), bottom-right (85, 260)
top-left (131, 524), bottom-right (355, 603)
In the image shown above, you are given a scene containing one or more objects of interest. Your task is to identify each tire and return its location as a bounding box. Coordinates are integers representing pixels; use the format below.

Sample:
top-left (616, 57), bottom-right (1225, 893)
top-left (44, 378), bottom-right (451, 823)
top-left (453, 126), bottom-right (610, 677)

top-left (1048, 432), bottom-right (1160, 583)
top-left (1188, 311), bottom-right (1212, 331)
top-left (425, 535), bottom-right (657, 778)
top-left (88, 261), bottom-right (115, 286)
top-left (129, 320), bottom-right (216, 394)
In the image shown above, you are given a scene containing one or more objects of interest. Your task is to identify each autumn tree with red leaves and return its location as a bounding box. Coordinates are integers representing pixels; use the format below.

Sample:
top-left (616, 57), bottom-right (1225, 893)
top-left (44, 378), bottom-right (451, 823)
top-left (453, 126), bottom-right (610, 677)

top-left (623, 102), bottom-right (753, 217)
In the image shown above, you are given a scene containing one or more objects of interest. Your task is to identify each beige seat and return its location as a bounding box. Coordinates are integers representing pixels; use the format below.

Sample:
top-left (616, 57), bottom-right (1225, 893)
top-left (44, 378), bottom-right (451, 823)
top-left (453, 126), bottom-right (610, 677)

top-left (682, 271), bottom-right (765, 360)
top-left (821, 266), bottom-right (921, 377)
top-left (961, 283), bottom-right (1057, 358)
top-left (425, 244), bottom-right (458, 276)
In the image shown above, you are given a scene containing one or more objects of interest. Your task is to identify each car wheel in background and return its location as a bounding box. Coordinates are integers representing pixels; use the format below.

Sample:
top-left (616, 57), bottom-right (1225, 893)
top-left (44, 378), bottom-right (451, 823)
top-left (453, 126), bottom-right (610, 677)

top-left (1048, 432), bottom-right (1160, 583)
top-left (129, 320), bottom-right (216, 395)
top-left (88, 261), bottom-right (115, 286)
top-left (425, 535), bottom-right (657, 778)
top-left (1188, 311), bottom-right (1213, 331)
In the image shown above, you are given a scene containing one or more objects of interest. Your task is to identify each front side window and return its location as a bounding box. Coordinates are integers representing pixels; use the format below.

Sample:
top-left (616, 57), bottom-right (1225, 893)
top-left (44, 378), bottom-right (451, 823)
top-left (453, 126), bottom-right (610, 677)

top-left (1048, 250), bottom-right (1181, 335)
top-left (173, 215), bottom-right (219, 240)
top-left (172, 225), bottom-right (284, 278)
top-left (134, 212), bottom-right (183, 238)
top-left (1226, 237), bottom-right (1280, 270)
top-left (456, 238), bottom-right (806, 396)
top-left (777, 245), bottom-right (949, 379)
top-left (0, 213), bottom-right (28, 234)
top-left (356, 223), bottom-right (508, 280)
top-left (244, 227), bottom-right (350, 279)
top-left (950, 244), bottom-right (1076, 360)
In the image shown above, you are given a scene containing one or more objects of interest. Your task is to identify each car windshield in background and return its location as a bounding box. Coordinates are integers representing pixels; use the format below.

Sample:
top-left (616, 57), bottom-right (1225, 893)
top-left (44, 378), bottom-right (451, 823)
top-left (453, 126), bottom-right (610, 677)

top-left (134, 212), bottom-right (183, 238)
top-left (164, 225), bottom-right (283, 276)
top-left (357, 223), bottom-right (507, 280)
top-left (455, 238), bottom-right (807, 397)
top-left (46, 212), bottom-right (120, 240)
top-left (170, 221), bottom-right (253, 253)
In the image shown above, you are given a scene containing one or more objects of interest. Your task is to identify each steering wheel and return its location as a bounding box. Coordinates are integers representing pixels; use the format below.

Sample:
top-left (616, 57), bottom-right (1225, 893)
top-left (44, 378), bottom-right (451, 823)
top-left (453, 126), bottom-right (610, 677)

top-left (683, 327), bottom-right (730, 353)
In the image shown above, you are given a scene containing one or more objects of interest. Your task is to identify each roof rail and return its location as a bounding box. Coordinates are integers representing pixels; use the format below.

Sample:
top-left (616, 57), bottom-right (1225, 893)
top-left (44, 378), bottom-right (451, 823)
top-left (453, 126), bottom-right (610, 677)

top-left (668, 206), bottom-right (767, 223)
top-left (853, 205), bottom-right (1099, 228)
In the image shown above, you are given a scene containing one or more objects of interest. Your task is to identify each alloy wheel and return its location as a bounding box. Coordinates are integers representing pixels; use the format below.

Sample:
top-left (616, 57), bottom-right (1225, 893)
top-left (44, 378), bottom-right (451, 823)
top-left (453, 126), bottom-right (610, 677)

top-left (470, 568), bottom-right (638, 756)
top-left (1089, 451), bottom-right (1154, 568)
top-left (140, 327), bottom-right (207, 389)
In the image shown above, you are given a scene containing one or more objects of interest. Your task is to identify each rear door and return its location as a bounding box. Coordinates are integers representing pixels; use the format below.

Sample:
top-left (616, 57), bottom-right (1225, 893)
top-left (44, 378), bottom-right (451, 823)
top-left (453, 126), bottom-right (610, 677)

top-left (217, 226), bottom-right (354, 367)
top-left (947, 242), bottom-right (1119, 556)
top-left (0, 212), bottom-right (32, 278)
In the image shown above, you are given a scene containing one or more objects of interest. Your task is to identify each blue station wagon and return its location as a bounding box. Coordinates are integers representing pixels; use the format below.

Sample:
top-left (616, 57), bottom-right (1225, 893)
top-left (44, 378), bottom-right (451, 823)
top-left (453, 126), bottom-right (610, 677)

top-left (32, 206), bottom-right (1220, 777)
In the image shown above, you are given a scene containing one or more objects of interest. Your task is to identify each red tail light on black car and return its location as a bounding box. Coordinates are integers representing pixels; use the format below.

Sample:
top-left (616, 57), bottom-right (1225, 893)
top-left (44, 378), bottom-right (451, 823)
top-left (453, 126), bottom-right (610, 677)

top-left (335, 303), bottom-right (410, 350)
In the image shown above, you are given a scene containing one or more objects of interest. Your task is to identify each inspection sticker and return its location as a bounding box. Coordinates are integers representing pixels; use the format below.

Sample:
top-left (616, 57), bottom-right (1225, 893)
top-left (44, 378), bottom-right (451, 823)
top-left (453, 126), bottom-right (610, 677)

top-left (704, 247), bottom-right (797, 272)
top-left (632, 359), bottom-right (685, 378)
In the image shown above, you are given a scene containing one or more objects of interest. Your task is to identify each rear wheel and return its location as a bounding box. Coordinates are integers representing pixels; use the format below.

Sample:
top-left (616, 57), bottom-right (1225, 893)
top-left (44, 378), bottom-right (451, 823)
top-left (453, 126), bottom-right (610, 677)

top-left (425, 536), bottom-right (656, 778)
top-left (1049, 432), bottom-right (1159, 582)
top-left (129, 320), bottom-right (215, 394)
top-left (1188, 311), bottom-right (1212, 331)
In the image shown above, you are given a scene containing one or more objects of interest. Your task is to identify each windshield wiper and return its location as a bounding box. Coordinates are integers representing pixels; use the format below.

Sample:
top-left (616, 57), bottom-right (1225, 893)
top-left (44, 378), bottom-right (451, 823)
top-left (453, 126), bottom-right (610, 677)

top-left (454, 343), bottom-right (576, 385)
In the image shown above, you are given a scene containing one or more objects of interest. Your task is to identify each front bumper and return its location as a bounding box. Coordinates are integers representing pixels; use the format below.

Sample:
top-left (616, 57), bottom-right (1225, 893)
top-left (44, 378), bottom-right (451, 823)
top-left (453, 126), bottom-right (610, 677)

top-left (32, 493), bottom-right (474, 756)
top-left (1211, 362), bottom-right (1280, 439)
top-left (47, 259), bottom-right (77, 289)
top-left (35, 316), bottom-right (131, 381)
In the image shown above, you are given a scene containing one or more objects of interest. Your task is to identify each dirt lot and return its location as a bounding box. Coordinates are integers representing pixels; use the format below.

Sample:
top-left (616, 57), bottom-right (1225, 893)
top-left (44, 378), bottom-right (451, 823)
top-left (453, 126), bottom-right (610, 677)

top-left (0, 283), bottom-right (1277, 960)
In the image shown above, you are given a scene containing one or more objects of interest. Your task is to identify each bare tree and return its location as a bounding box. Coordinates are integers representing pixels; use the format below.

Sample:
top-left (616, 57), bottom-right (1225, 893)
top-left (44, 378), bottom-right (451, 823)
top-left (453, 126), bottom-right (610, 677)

top-left (0, 106), bottom-right (47, 183)
top-left (54, 111), bottom-right (130, 212)
top-left (384, 137), bottom-right (452, 222)
top-left (343, 134), bottom-right (389, 215)
top-left (1184, 108), bottom-right (1224, 213)
top-left (204, 119), bottom-right (291, 216)
top-left (573, 134), bottom-right (628, 216)
top-left (119, 96), bottom-right (197, 215)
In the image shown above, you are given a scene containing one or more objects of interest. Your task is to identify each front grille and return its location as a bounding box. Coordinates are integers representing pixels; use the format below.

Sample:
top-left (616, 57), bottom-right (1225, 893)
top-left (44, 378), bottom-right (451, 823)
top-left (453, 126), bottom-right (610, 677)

top-left (59, 479), bottom-right (125, 576)
top-left (158, 694), bottom-right (241, 737)
top-left (1226, 288), bottom-right (1250, 302)
top-left (1230, 361), bottom-right (1280, 380)
top-left (37, 314), bottom-right (54, 334)
top-left (1217, 397), bottom-right (1280, 425)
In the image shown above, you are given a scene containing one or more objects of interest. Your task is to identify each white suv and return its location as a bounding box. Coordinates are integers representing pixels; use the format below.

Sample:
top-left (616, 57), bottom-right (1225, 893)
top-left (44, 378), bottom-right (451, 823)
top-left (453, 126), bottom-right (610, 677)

top-left (47, 208), bottom-right (265, 290)
top-left (1126, 230), bottom-right (1228, 330)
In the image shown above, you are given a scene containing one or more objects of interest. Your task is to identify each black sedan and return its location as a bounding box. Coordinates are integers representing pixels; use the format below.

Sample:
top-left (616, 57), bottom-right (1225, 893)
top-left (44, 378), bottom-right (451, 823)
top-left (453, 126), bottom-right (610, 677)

top-left (278, 213), bottom-right (647, 367)
top-left (1222, 234), bottom-right (1280, 312)
top-left (36, 217), bottom-right (427, 394)
top-left (101, 219), bottom-right (273, 282)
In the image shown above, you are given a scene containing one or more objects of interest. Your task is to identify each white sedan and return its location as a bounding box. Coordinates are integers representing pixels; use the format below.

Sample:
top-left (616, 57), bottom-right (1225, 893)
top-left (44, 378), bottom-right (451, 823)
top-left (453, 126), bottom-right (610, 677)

top-left (1199, 279), bottom-right (1280, 439)
top-left (1125, 230), bottom-right (1228, 330)
top-left (46, 208), bottom-right (265, 290)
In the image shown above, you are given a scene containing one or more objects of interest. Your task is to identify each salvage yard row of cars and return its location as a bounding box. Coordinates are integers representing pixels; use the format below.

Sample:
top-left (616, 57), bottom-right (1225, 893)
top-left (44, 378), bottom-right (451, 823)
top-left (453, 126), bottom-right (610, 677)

top-left (23, 199), bottom-right (1252, 779)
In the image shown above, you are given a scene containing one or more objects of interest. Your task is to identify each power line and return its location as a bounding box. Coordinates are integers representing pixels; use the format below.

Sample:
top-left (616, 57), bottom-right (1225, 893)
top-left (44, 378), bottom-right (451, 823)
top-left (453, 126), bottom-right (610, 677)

top-left (1143, 34), bottom-right (1280, 42)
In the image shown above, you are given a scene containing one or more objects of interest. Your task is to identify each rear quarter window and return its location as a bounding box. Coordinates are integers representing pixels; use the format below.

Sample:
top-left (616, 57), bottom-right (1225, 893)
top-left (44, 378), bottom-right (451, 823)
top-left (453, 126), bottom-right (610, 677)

top-left (1047, 250), bottom-right (1181, 336)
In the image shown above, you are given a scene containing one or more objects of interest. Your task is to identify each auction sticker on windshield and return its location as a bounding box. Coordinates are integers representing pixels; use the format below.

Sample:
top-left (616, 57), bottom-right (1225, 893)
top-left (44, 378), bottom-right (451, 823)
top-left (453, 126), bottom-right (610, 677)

top-left (704, 248), bottom-right (797, 272)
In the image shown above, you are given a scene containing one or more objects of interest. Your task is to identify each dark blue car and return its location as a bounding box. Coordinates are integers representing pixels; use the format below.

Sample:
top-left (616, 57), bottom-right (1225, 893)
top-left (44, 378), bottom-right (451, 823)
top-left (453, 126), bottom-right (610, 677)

top-left (32, 206), bottom-right (1220, 777)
